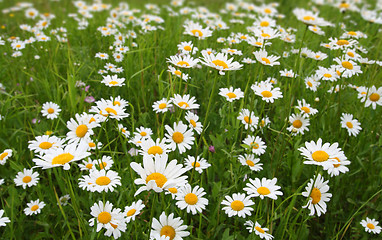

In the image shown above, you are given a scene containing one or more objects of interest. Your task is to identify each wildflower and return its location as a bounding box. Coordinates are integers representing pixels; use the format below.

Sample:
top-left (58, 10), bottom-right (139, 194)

top-left (124, 200), bottom-right (145, 223)
top-left (245, 221), bottom-right (274, 240)
top-left (24, 199), bottom-right (45, 216)
top-left (41, 102), bottom-right (61, 120)
top-left (237, 109), bottom-right (259, 131)
top-left (176, 184), bottom-right (208, 215)
top-left (340, 113), bottom-right (361, 136)
top-left (101, 75), bottom-right (125, 87)
top-left (244, 178), bottom-right (283, 200)
top-left (221, 193), bottom-right (254, 218)
top-left (0, 149), bottom-right (12, 165)
top-left (150, 212), bottom-right (190, 240)
top-left (253, 50), bottom-right (280, 66)
top-left (361, 86), bottom-right (382, 109)
top-left (0, 210), bottom-right (10, 227)
top-left (360, 217), bottom-right (382, 234)
top-left (287, 113), bottom-right (310, 135)
top-left (251, 82), bottom-right (283, 103)
top-left (14, 169), bottom-right (39, 189)
top-left (219, 87), bottom-right (244, 102)
top-left (199, 52), bottom-right (243, 75)
top-left (238, 154), bottom-right (263, 171)
top-left (171, 94), bottom-right (199, 110)
top-left (302, 174), bottom-right (332, 216)
top-left (165, 121), bottom-right (195, 154)
top-left (184, 155), bottom-right (211, 173)
top-left (243, 135), bottom-right (267, 155)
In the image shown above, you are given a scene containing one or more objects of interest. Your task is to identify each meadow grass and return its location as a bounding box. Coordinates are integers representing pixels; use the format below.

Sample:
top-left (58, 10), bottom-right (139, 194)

top-left (0, 0), bottom-right (382, 239)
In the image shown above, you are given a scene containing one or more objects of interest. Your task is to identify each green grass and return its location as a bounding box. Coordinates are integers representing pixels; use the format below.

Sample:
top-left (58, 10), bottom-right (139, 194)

top-left (0, 0), bottom-right (382, 239)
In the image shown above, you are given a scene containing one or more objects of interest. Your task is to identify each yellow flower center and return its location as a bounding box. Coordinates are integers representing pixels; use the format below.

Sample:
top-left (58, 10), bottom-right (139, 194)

top-left (307, 81), bottom-right (313, 87)
top-left (31, 205), bottom-right (39, 211)
top-left (178, 101), bottom-right (189, 108)
top-left (89, 117), bottom-right (96, 123)
top-left (168, 187), bottom-right (178, 194)
top-left (246, 160), bottom-right (255, 167)
top-left (260, 21), bottom-right (269, 27)
top-left (184, 193), bottom-right (198, 205)
top-left (226, 92), bottom-right (237, 99)
top-left (301, 107), bottom-right (310, 113)
top-left (184, 46), bottom-right (192, 51)
top-left (146, 173), bottom-right (167, 188)
top-left (126, 209), bottom-right (136, 217)
top-left (191, 29), bottom-right (203, 37)
top-left (39, 142), bottom-right (53, 149)
top-left (98, 211), bottom-right (111, 224)
top-left (337, 40), bottom-right (349, 46)
top-left (47, 108), bottom-right (55, 114)
top-left (230, 200), bottom-right (244, 211)
top-left (346, 122), bottom-right (353, 129)
top-left (105, 107), bottom-right (118, 115)
top-left (303, 16), bottom-right (315, 21)
top-left (140, 132), bottom-right (147, 137)
top-left (264, 8), bottom-right (271, 14)
top-left (261, 33), bottom-right (270, 38)
top-left (86, 163), bottom-right (93, 169)
top-left (261, 90), bottom-right (273, 98)
top-left (99, 162), bottom-right (107, 169)
top-left (244, 116), bottom-right (252, 124)
top-left (95, 176), bottom-right (111, 186)
top-left (340, 3), bottom-right (350, 8)
top-left (367, 223), bottom-right (375, 229)
top-left (147, 146), bottom-right (163, 155)
top-left (369, 93), bottom-right (380, 102)
top-left (159, 103), bottom-right (167, 109)
top-left (172, 132), bottom-right (184, 144)
top-left (160, 226), bottom-right (176, 240)
top-left (190, 119), bottom-right (197, 128)
top-left (255, 42), bottom-right (263, 46)
top-left (212, 60), bottom-right (228, 69)
top-left (174, 70), bottom-right (182, 76)
top-left (89, 142), bottom-right (96, 148)
top-left (177, 61), bottom-right (190, 67)
top-left (347, 52), bottom-right (355, 58)
top-left (255, 226), bottom-right (265, 234)
top-left (292, 120), bottom-right (303, 128)
top-left (113, 101), bottom-right (121, 106)
top-left (261, 57), bottom-right (271, 64)
top-left (22, 176), bottom-right (32, 183)
top-left (52, 153), bottom-right (74, 165)
top-left (191, 161), bottom-right (200, 167)
top-left (257, 186), bottom-right (271, 195)
top-left (310, 188), bottom-right (321, 204)
top-left (240, 35), bottom-right (247, 39)
top-left (311, 150), bottom-right (329, 162)
top-left (323, 73), bottom-right (332, 78)
top-left (342, 61), bottom-right (353, 70)
top-left (251, 142), bottom-right (259, 149)
top-left (76, 124), bottom-right (88, 138)
top-left (347, 31), bottom-right (357, 36)
top-left (333, 157), bottom-right (341, 168)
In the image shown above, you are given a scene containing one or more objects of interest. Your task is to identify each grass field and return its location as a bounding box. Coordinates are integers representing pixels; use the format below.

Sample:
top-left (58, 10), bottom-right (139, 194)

top-left (0, 0), bottom-right (382, 239)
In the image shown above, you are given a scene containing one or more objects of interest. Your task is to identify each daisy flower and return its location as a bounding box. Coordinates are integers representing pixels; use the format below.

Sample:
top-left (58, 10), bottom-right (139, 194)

top-left (304, 76), bottom-right (320, 92)
top-left (221, 193), bottom-right (254, 218)
top-left (333, 56), bottom-right (362, 78)
top-left (118, 124), bottom-right (130, 138)
top-left (101, 75), bottom-right (125, 87)
top-left (253, 49), bottom-right (280, 66)
top-left (246, 36), bottom-right (272, 48)
top-left (243, 135), bottom-right (267, 156)
top-left (219, 87), bottom-right (244, 102)
top-left (184, 111), bottom-right (203, 134)
top-left (199, 52), bottom-right (243, 75)
top-left (296, 99), bottom-right (318, 117)
top-left (124, 200), bottom-right (145, 223)
top-left (238, 154), bottom-right (263, 171)
top-left (104, 220), bottom-right (126, 239)
top-left (41, 102), bottom-right (61, 120)
top-left (33, 142), bottom-right (90, 170)
top-left (0, 210), bottom-right (10, 227)
top-left (322, 153), bottom-right (350, 177)
top-left (134, 126), bottom-right (153, 140)
top-left (28, 135), bottom-right (65, 154)
top-left (315, 66), bottom-right (339, 82)
top-left (237, 109), bottom-right (259, 131)
top-left (66, 113), bottom-right (99, 145)
top-left (165, 121), bottom-right (195, 154)
top-left (221, 48), bottom-right (242, 56)
top-left (58, 194), bottom-right (70, 206)
top-left (0, 149), bottom-right (12, 165)
top-left (90, 98), bottom-right (130, 121)
top-left (81, 169), bottom-right (121, 193)
top-left (340, 113), bottom-right (361, 136)
top-left (171, 94), bottom-right (199, 110)
top-left (167, 54), bottom-right (198, 68)
top-left (361, 86), bottom-right (382, 109)
top-left (130, 154), bottom-right (188, 196)
top-left (93, 155), bottom-right (114, 170)
top-left (298, 138), bottom-right (344, 167)
top-left (168, 66), bottom-right (189, 82)
top-left (78, 158), bottom-right (96, 171)
top-left (89, 201), bottom-right (124, 233)
top-left (360, 217), bottom-right (381, 234)
top-left (280, 69), bottom-right (297, 78)
top-left (14, 169), bottom-right (39, 189)
top-left (113, 52), bottom-right (124, 62)
top-left (244, 221), bottom-right (274, 240)
top-left (244, 177), bottom-right (283, 200)
top-left (302, 174), bottom-right (332, 217)
top-left (183, 21), bottom-right (212, 39)
top-left (11, 41), bottom-right (26, 50)
top-left (150, 212), bottom-right (190, 240)
top-left (24, 199), bottom-right (45, 216)
top-left (308, 25), bottom-right (325, 35)
top-left (183, 155), bottom-right (211, 173)
top-left (287, 113), bottom-right (310, 136)
top-left (176, 184), bottom-right (208, 215)
top-left (177, 41), bottom-right (198, 55)
top-left (251, 82), bottom-right (283, 103)
top-left (153, 98), bottom-right (173, 113)
top-left (95, 52), bottom-right (109, 59)
top-left (259, 117), bottom-right (271, 128)
top-left (139, 138), bottom-right (170, 158)
top-left (293, 8), bottom-right (332, 26)
top-left (329, 38), bottom-right (358, 50)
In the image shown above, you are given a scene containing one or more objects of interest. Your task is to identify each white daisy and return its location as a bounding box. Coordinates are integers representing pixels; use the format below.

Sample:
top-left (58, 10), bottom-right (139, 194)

top-left (340, 113), bottom-right (361, 136)
top-left (0, 149), bottom-right (12, 165)
top-left (171, 94), bottom-right (199, 110)
top-left (253, 49), bottom-right (280, 66)
top-left (219, 87), bottom-right (244, 102)
top-left (167, 54), bottom-right (198, 68)
top-left (243, 135), bottom-right (267, 156)
top-left (221, 193), bottom-right (254, 218)
top-left (244, 177), bottom-right (283, 200)
top-left (139, 138), bottom-right (170, 158)
top-left (238, 154), bottom-right (263, 171)
top-left (302, 174), bottom-right (332, 217)
top-left (153, 98), bottom-right (173, 114)
top-left (14, 169), bottom-right (39, 189)
top-left (176, 184), bottom-right (208, 215)
top-left (244, 221), bottom-right (274, 240)
top-left (0, 210), bottom-right (10, 227)
top-left (41, 102), bottom-right (61, 120)
top-left (287, 113), bottom-right (310, 136)
top-left (298, 138), bottom-right (344, 167)
top-left (251, 82), bottom-right (283, 103)
top-left (168, 66), bottom-right (189, 82)
top-left (123, 200), bottom-right (145, 223)
top-left (361, 86), bottom-right (382, 110)
top-left (150, 212), bottom-right (190, 240)
top-left (24, 199), bottom-right (45, 216)
top-left (101, 75), bottom-right (125, 87)
top-left (183, 155), bottom-right (211, 173)
top-left (199, 52), bottom-right (243, 75)
top-left (89, 201), bottom-right (124, 233)
top-left (296, 99), bottom-right (318, 117)
top-left (28, 135), bottom-right (65, 154)
top-left (360, 217), bottom-right (382, 234)
top-left (183, 21), bottom-right (212, 39)
top-left (237, 109), bottom-right (259, 132)
top-left (184, 111), bottom-right (203, 134)
top-left (66, 113), bottom-right (99, 145)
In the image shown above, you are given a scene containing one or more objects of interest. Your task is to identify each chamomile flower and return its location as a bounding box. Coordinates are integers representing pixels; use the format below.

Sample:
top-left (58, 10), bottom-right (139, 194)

top-left (0, 149), bottom-right (12, 165)
top-left (298, 138), bottom-right (344, 167)
top-left (199, 52), bottom-right (243, 75)
top-left (340, 113), bottom-right (362, 136)
top-left (11, 41), bottom-right (25, 50)
top-left (84, 169), bottom-right (121, 193)
top-left (58, 194), bottom-right (70, 206)
top-left (183, 112), bottom-right (201, 135)
top-left (168, 66), bottom-right (189, 82)
top-left (24, 199), bottom-right (45, 216)
top-left (293, 8), bottom-right (332, 26)
top-left (280, 69), bottom-right (297, 78)
top-left (90, 98), bottom-right (130, 121)
top-left (177, 41), bottom-right (198, 55)
top-left (244, 177), bottom-right (283, 200)
top-left (361, 86), bottom-right (382, 109)
top-left (165, 121), bottom-right (194, 154)
top-left (308, 25), bottom-right (325, 35)
top-left (28, 135), bottom-right (65, 154)
top-left (167, 54), bottom-right (198, 68)
top-left (221, 193), bottom-right (254, 218)
top-left (305, 76), bottom-right (320, 91)
top-left (130, 154), bottom-right (188, 196)
top-left (219, 87), bottom-right (244, 102)
top-left (101, 75), bottom-right (125, 87)
top-left (251, 82), bottom-right (283, 103)
top-left (183, 155), bottom-right (211, 173)
top-left (171, 94), bottom-right (199, 110)
top-left (322, 152), bottom-right (350, 177)
top-left (118, 124), bottom-right (130, 138)
top-left (95, 53), bottom-right (108, 59)
top-left (296, 99), bottom-right (318, 117)
top-left (41, 102), bottom-right (61, 119)
top-left (124, 200), bottom-right (145, 223)
top-left (237, 109), bottom-right (259, 131)
top-left (302, 174), bottom-right (332, 217)
top-left (104, 219), bottom-right (126, 239)
top-left (14, 169), bottom-right (39, 189)
top-left (333, 57), bottom-right (362, 78)
top-left (253, 49), bottom-right (280, 66)
top-left (134, 127), bottom-right (153, 140)
top-left (183, 21), bottom-right (212, 39)
top-left (66, 113), bottom-right (99, 145)
top-left (33, 142), bottom-right (90, 170)
top-left (243, 135), bottom-right (267, 156)
top-left (244, 221), bottom-right (274, 240)
top-left (153, 98), bottom-right (173, 113)
top-left (113, 52), bottom-right (124, 62)
top-left (89, 201), bottom-right (124, 232)
top-left (0, 210), bottom-right (10, 227)
top-left (238, 154), bottom-right (263, 171)
top-left (150, 212), bottom-right (190, 240)
top-left (360, 217), bottom-right (381, 234)
top-left (287, 113), bottom-right (310, 135)
top-left (246, 36), bottom-right (271, 48)
top-left (315, 66), bottom-right (339, 81)
top-left (93, 156), bottom-right (114, 170)
top-left (176, 184), bottom-right (208, 215)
